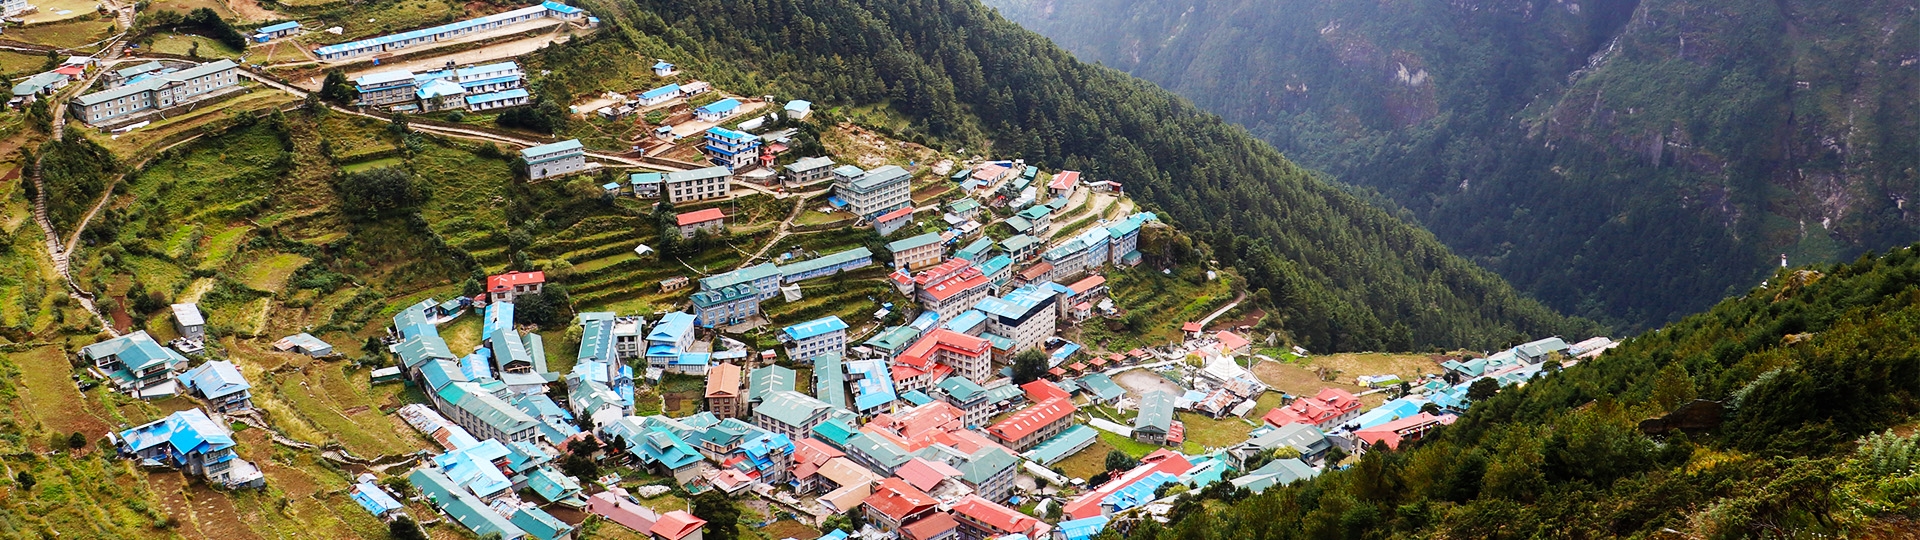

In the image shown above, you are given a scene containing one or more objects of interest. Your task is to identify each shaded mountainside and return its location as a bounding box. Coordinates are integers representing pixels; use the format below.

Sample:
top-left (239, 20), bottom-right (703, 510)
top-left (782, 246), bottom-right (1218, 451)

top-left (985, 0), bottom-right (1920, 330)
top-left (562, 0), bottom-right (1597, 352)
top-left (1115, 244), bottom-right (1920, 539)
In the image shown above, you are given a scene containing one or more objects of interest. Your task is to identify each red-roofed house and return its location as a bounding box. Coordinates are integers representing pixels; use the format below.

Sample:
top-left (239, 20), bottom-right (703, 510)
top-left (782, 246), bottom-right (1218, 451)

top-left (951, 495), bottom-right (1051, 539)
top-left (986, 397), bottom-right (1076, 451)
top-left (1020, 379), bottom-right (1070, 403)
top-left (1061, 449), bottom-right (1194, 519)
top-left (1261, 388), bottom-right (1363, 431)
top-left (1181, 322), bottom-right (1204, 337)
top-left (917, 267), bottom-right (992, 322)
top-left (1215, 331), bottom-right (1252, 355)
top-left (1066, 274), bottom-right (1107, 302)
top-left (705, 363), bottom-right (744, 418)
top-left (675, 208), bottom-right (727, 238)
top-left (863, 477), bottom-right (939, 531)
top-left (790, 437), bottom-right (847, 494)
top-left (901, 511), bottom-right (961, 540)
top-left (865, 402), bottom-right (967, 451)
top-left (1048, 171), bottom-right (1080, 198)
top-left (588, 488), bottom-right (661, 534)
top-left (1354, 412), bottom-right (1456, 451)
top-left (874, 206), bottom-right (915, 237)
top-left (897, 329), bottom-right (993, 386)
top-left (650, 510), bottom-right (707, 540)
top-left (487, 271), bottom-right (546, 303)
top-left (895, 457), bottom-right (963, 492)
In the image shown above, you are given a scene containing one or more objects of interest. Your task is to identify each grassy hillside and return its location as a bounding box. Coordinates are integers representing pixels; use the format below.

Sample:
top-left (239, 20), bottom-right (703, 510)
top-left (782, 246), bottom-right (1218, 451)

top-left (1103, 243), bottom-right (1920, 539)
top-left (542, 0), bottom-right (1598, 352)
top-left (986, 0), bottom-right (1920, 331)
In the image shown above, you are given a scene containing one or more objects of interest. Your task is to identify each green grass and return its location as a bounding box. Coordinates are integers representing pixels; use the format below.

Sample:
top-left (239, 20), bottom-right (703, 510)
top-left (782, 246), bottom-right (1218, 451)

top-left (1175, 412), bottom-right (1254, 453)
top-left (303, 0), bottom-right (464, 45)
top-left (145, 32), bottom-right (244, 59)
top-left (1055, 438), bottom-right (1118, 480)
top-left (1097, 429), bottom-right (1162, 459)
top-left (339, 156), bottom-right (402, 173)
top-left (9, 18), bottom-right (116, 50)
top-left (0, 50), bottom-right (48, 78)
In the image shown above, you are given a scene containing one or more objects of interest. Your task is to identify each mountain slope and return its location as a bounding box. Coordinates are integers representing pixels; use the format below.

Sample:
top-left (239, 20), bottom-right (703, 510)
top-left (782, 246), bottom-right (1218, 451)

top-left (1122, 243), bottom-right (1920, 538)
top-left (559, 0), bottom-right (1597, 351)
top-left (984, 0), bottom-right (1920, 330)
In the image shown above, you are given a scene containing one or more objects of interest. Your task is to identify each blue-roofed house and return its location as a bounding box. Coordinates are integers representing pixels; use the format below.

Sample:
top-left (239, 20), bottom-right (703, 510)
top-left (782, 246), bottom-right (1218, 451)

top-left (701, 262), bottom-right (783, 300)
top-left (695, 97), bottom-right (742, 122)
top-left (82, 331), bottom-right (188, 398)
top-left (631, 171), bottom-right (664, 198)
top-left (782, 316), bottom-right (849, 362)
top-left (252, 21), bottom-right (302, 42)
top-left (777, 247), bottom-right (875, 284)
top-left (1021, 424), bottom-right (1098, 466)
top-left (901, 390), bottom-right (933, 406)
top-left (652, 61), bottom-right (675, 77)
top-left (645, 312), bottom-right (696, 369)
top-left (814, 353), bottom-right (849, 411)
top-left (181, 360), bottom-right (252, 413)
top-left (437, 381), bottom-right (542, 444)
top-left (1230, 458), bottom-right (1320, 494)
top-left (351, 480), bottom-right (406, 520)
top-left (519, 465), bottom-right (586, 507)
top-left (520, 139), bottom-right (587, 180)
top-left (410, 468), bottom-right (529, 540)
top-left (703, 126), bottom-right (762, 170)
top-left (510, 506), bottom-right (575, 540)
top-left (116, 409), bottom-right (265, 488)
top-left (847, 358), bottom-right (899, 414)
top-left (784, 99), bottom-right (812, 119)
top-left (1056, 516), bottom-right (1110, 540)
top-left (1102, 471), bottom-right (1179, 514)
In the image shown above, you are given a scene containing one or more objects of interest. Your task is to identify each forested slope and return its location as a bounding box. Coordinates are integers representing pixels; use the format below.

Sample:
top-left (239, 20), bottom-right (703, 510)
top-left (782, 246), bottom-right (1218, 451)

top-left (555, 0), bottom-right (1597, 351)
top-left (986, 0), bottom-right (1920, 330)
top-left (1117, 243), bottom-right (1920, 539)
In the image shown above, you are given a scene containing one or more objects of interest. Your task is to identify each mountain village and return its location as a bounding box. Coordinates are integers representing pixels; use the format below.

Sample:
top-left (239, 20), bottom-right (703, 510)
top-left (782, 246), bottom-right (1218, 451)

top-left (1, 2), bottom-right (1623, 540)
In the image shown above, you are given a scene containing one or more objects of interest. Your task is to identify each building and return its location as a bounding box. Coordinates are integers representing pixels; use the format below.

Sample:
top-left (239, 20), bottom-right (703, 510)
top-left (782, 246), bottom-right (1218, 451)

top-left (171, 303), bottom-right (206, 341)
top-left (915, 261), bottom-right (992, 323)
top-left (785, 156), bottom-right (835, 184)
top-left (690, 284), bottom-right (759, 328)
top-left (651, 510), bottom-right (707, 540)
top-left (985, 397), bottom-right (1076, 452)
top-left (951, 495), bottom-right (1047, 538)
top-left (695, 97), bottom-right (742, 122)
top-left (752, 391), bottom-right (834, 442)
top-left (521, 139), bottom-right (588, 180)
top-left (955, 449), bottom-right (1021, 504)
top-left (972, 284), bottom-right (1058, 354)
top-left (703, 126), bottom-right (763, 170)
top-left (835, 165), bottom-right (913, 220)
top-left (313, 2), bottom-right (585, 60)
top-left (82, 331), bottom-right (189, 398)
top-left (863, 477), bottom-right (939, 532)
top-left (636, 83), bottom-right (681, 106)
top-left (355, 70), bottom-right (419, 107)
top-left (1061, 450), bottom-right (1193, 519)
top-left (2, 0), bottom-right (35, 18)
top-left (902, 512), bottom-right (960, 540)
top-left (1001, 235), bottom-right (1042, 262)
top-left (116, 409), bottom-right (264, 488)
top-left (252, 21), bottom-right (302, 42)
top-left (779, 247), bottom-right (874, 284)
top-left (1261, 388), bottom-right (1362, 431)
top-left (954, 238), bottom-right (993, 263)
top-left (74, 60), bottom-right (240, 127)
top-left (662, 166), bottom-right (732, 204)
top-left (1354, 412), bottom-right (1455, 451)
top-left (784, 99), bottom-right (812, 119)
top-left (437, 382), bottom-right (542, 444)
top-left (888, 232), bottom-right (946, 271)
top-left (897, 330), bottom-right (992, 385)
top-left (652, 61), bottom-right (676, 76)
top-left (874, 206), bottom-right (914, 237)
top-left (782, 316), bottom-right (849, 362)
top-left (675, 208), bottom-right (727, 238)
top-left (1229, 457), bottom-right (1319, 494)
top-left (1132, 391), bottom-right (1175, 444)
top-left (274, 333), bottom-right (335, 357)
top-left (181, 360), bottom-right (253, 413)
top-left (1048, 170), bottom-right (1080, 198)
top-left (487, 271), bottom-right (546, 303)
top-left (1227, 423), bottom-right (1330, 467)
top-left (701, 262), bottom-right (783, 302)
top-left (706, 363), bottom-right (745, 418)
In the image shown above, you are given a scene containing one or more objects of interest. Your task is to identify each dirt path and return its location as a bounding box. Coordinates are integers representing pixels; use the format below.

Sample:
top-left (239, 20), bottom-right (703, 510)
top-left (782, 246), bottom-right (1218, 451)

top-left (737, 196), bottom-right (810, 269)
top-left (226, 0), bottom-right (284, 22)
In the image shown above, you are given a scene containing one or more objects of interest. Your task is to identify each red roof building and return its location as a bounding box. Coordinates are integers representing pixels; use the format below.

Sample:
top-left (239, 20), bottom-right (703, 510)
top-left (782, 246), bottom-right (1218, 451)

top-left (1066, 274), bottom-right (1107, 296)
top-left (649, 510), bottom-right (707, 540)
top-left (1354, 412), bottom-right (1456, 451)
top-left (895, 457), bottom-right (963, 492)
top-left (791, 437), bottom-right (847, 493)
top-left (950, 495), bottom-right (1051, 539)
top-left (901, 512), bottom-right (961, 540)
top-left (915, 261), bottom-right (992, 322)
top-left (1181, 321), bottom-right (1204, 335)
top-left (486, 271), bottom-right (546, 303)
top-left (1062, 449), bottom-right (1194, 519)
top-left (704, 363), bottom-right (744, 418)
top-left (875, 206), bottom-right (916, 236)
top-left (896, 329), bottom-right (993, 386)
top-left (1261, 388), bottom-right (1363, 431)
top-left (863, 477), bottom-right (939, 531)
top-left (1215, 330), bottom-right (1251, 355)
top-left (675, 208), bottom-right (727, 227)
top-left (986, 396), bottom-right (1076, 451)
top-left (1048, 170), bottom-right (1080, 194)
top-left (1020, 379), bottom-right (1070, 402)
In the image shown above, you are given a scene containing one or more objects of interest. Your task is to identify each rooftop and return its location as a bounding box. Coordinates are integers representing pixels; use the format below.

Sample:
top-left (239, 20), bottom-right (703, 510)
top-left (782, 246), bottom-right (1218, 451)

top-left (675, 208), bottom-right (726, 226)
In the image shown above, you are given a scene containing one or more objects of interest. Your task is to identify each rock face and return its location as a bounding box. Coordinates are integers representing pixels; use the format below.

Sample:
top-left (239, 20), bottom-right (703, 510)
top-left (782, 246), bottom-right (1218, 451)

top-left (986, 0), bottom-right (1920, 329)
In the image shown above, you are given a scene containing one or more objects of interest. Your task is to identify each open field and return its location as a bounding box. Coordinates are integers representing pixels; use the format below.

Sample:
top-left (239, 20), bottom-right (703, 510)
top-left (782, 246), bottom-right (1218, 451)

top-left (9, 17), bottom-right (117, 49)
top-left (1055, 438), bottom-right (1118, 480)
top-left (145, 32), bottom-right (244, 59)
top-left (0, 50), bottom-right (47, 77)
top-left (16, 0), bottom-right (100, 24)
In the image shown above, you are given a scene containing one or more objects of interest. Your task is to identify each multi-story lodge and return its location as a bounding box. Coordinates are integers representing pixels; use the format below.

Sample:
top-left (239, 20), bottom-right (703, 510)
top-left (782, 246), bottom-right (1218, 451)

top-left (74, 60), bottom-right (240, 127)
top-left (834, 165), bottom-right (913, 220)
top-left (521, 139), bottom-right (587, 180)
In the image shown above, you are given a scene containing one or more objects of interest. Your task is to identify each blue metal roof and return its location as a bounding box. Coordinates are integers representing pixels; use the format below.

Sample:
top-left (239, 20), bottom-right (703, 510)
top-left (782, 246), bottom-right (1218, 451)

top-left (697, 98), bottom-right (741, 114)
top-left (315, 4), bottom-right (550, 55)
top-left (520, 139), bottom-right (583, 159)
top-left (783, 316), bottom-right (849, 341)
top-left (257, 21), bottom-right (301, 33)
top-left (639, 83), bottom-right (680, 100)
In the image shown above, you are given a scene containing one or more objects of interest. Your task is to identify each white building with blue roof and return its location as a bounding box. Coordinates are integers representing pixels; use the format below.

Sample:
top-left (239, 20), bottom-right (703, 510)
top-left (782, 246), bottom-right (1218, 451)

top-left (781, 316), bottom-right (849, 362)
top-left (182, 360), bottom-right (253, 413)
top-left (695, 97), bottom-right (742, 122)
top-left (82, 330), bottom-right (189, 398)
top-left (645, 312), bottom-right (697, 370)
top-left (116, 408), bottom-right (265, 488)
top-left (252, 21), bottom-right (302, 42)
top-left (703, 126), bottom-right (763, 170)
top-left (520, 139), bottom-right (587, 180)
top-left (636, 83), bottom-right (681, 106)
top-left (313, 2), bottom-right (584, 60)
top-left (72, 59), bottom-right (239, 127)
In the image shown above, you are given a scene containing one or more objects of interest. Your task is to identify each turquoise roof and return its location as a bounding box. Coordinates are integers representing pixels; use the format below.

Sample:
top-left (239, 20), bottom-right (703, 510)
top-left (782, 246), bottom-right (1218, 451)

top-left (410, 468), bottom-right (527, 540)
top-left (701, 262), bottom-right (780, 290)
top-left (778, 247), bottom-right (874, 279)
top-left (756, 391), bottom-right (830, 428)
top-left (749, 365), bottom-right (798, 402)
top-left (813, 353), bottom-right (848, 410)
top-left (81, 331), bottom-right (186, 374)
top-left (935, 376), bottom-right (985, 402)
top-left (510, 506), bottom-right (575, 540)
top-left (886, 232), bottom-right (944, 253)
top-left (1021, 424), bottom-right (1098, 465)
top-left (783, 316), bottom-right (849, 341)
top-left (958, 447), bottom-right (1018, 484)
top-left (902, 390), bottom-right (933, 406)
